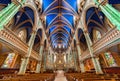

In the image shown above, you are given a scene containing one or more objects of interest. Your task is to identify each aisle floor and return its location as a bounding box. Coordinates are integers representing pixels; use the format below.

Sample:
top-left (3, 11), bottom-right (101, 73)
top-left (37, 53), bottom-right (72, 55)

top-left (54, 70), bottom-right (67, 81)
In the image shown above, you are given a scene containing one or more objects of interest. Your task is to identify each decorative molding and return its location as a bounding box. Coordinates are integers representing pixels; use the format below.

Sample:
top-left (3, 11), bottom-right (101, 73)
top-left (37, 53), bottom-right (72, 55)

top-left (81, 28), bottom-right (120, 60)
top-left (0, 28), bottom-right (39, 60)
top-left (93, 28), bottom-right (120, 54)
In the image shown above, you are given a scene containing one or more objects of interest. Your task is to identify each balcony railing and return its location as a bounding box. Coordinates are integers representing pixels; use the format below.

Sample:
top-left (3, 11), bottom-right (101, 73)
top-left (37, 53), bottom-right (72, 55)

top-left (0, 28), bottom-right (39, 60)
top-left (81, 28), bottom-right (120, 60)
top-left (93, 28), bottom-right (120, 54)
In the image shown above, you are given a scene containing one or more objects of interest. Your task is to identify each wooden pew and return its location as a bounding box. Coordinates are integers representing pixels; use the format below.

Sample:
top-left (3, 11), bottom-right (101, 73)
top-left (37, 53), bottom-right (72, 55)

top-left (0, 68), bottom-right (30, 75)
top-left (81, 78), bottom-right (120, 81)
top-left (0, 68), bottom-right (19, 75)
top-left (0, 73), bottom-right (55, 81)
top-left (65, 72), bottom-right (120, 81)
top-left (103, 67), bottom-right (120, 74)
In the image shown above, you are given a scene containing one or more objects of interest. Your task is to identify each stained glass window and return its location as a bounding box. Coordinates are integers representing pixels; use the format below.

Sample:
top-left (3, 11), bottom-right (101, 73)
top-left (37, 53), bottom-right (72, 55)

top-left (1, 53), bottom-right (15, 68)
top-left (104, 52), bottom-right (117, 67)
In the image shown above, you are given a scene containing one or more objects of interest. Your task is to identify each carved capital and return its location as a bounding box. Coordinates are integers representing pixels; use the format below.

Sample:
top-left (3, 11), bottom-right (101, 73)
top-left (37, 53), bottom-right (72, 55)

top-left (31, 29), bottom-right (37, 34)
top-left (83, 30), bottom-right (88, 34)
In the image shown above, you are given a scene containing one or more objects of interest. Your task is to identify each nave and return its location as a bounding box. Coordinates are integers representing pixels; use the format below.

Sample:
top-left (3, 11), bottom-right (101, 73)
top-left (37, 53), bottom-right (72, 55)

top-left (0, 0), bottom-right (120, 81)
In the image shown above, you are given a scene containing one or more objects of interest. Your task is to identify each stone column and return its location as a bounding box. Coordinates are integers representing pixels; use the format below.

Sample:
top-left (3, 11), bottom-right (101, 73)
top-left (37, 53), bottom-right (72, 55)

top-left (0, 0), bottom-right (26, 30)
top-left (95, 57), bottom-right (103, 73)
top-left (52, 54), bottom-right (54, 70)
top-left (76, 43), bottom-right (85, 73)
top-left (50, 53), bottom-right (52, 65)
top-left (94, 0), bottom-right (120, 30)
top-left (35, 44), bottom-right (44, 73)
top-left (83, 31), bottom-right (103, 74)
top-left (35, 61), bottom-right (41, 73)
top-left (18, 30), bottom-right (37, 74)
top-left (65, 54), bottom-right (68, 72)
top-left (68, 51), bottom-right (71, 70)
top-left (73, 49), bottom-right (77, 71)
top-left (70, 50), bottom-right (74, 69)
top-left (43, 49), bottom-right (47, 71)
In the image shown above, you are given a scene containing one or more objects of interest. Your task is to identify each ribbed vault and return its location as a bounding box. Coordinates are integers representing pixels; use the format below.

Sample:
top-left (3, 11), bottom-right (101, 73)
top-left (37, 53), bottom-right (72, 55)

top-left (42, 0), bottom-right (79, 52)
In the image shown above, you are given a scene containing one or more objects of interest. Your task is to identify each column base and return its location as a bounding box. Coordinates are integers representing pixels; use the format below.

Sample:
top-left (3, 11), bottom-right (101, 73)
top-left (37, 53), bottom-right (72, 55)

top-left (96, 71), bottom-right (104, 74)
top-left (17, 72), bottom-right (26, 75)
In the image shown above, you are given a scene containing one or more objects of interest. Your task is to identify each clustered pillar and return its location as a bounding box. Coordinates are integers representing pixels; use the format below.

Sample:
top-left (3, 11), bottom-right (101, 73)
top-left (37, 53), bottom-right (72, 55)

top-left (18, 30), bottom-right (37, 74)
top-left (43, 49), bottom-right (48, 72)
top-left (83, 31), bottom-right (103, 74)
top-left (36, 44), bottom-right (44, 73)
top-left (76, 43), bottom-right (85, 73)
top-left (72, 48), bottom-right (78, 71)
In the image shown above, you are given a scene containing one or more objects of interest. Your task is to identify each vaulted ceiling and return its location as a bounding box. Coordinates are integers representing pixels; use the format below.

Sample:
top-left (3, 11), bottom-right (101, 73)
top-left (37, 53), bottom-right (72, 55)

top-left (41, 0), bottom-right (79, 51)
top-left (1, 0), bottom-right (120, 52)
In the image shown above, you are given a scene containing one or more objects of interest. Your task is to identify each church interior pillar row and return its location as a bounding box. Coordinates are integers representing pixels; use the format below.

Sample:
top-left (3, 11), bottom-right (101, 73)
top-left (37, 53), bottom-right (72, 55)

top-left (18, 30), bottom-right (37, 74)
top-left (77, 43), bottom-right (85, 73)
top-left (84, 31), bottom-right (103, 74)
top-left (36, 44), bottom-right (44, 73)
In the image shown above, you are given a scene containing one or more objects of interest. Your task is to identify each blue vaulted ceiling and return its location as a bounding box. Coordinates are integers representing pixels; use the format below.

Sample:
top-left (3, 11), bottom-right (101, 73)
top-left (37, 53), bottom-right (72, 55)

top-left (108, 0), bottom-right (120, 4)
top-left (0, 0), bottom-right (11, 5)
top-left (42, 0), bottom-right (78, 49)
